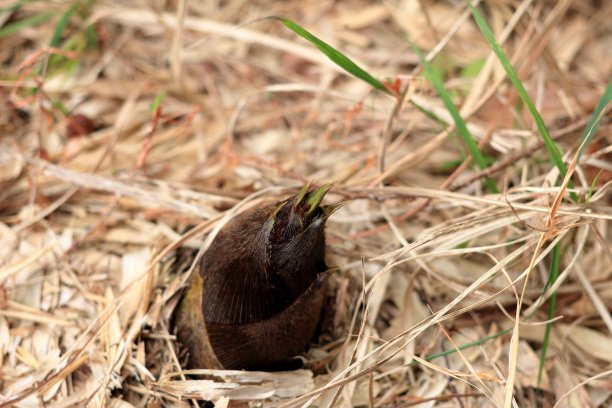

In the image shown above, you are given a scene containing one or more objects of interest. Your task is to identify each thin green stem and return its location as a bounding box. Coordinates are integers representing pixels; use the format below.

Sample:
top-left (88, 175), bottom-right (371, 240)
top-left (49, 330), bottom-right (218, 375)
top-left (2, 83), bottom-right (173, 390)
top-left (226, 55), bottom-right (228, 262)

top-left (537, 243), bottom-right (560, 386)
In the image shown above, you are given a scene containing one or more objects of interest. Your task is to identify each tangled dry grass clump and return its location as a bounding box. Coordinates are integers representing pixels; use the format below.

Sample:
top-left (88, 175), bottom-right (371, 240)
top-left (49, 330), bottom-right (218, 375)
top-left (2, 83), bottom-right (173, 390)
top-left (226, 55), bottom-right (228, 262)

top-left (0, 0), bottom-right (611, 407)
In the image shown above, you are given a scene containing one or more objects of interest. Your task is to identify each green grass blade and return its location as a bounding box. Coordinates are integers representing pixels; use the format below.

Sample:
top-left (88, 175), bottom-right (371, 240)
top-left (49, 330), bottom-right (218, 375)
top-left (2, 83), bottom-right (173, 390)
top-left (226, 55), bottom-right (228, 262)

top-left (79, 0), bottom-right (98, 50)
top-left (85, 24), bottom-right (98, 49)
top-left (273, 17), bottom-right (390, 94)
top-left (410, 327), bottom-right (513, 366)
top-left (0, 11), bottom-right (55, 38)
top-left (585, 170), bottom-right (603, 204)
top-left (537, 243), bottom-right (560, 386)
top-left (412, 99), bottom-right (450, 127)
top-left (49, 2), bottom-right (76, 47)
top-left (407, 37), bottom-right (498, 193)
top-left (579, 81), bottom-right (611, 158)
top-left (150, 92), bottom-right (166, 112)
top-left (465, 0), bottom-right (576, 200)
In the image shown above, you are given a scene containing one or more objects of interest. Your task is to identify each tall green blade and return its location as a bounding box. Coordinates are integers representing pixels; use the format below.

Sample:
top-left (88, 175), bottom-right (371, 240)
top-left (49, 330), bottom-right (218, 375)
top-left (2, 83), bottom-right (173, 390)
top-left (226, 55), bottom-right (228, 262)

top-left (0, 11), bottom-right (55, 38)
top-left (579, 81), bottom-right (611, 158)
top-left (466, 0), bottom-right (575, 200)
top-left (408, 37), bottom-right (498, 193)
top-left (273, 17), bottom-right (390, 94)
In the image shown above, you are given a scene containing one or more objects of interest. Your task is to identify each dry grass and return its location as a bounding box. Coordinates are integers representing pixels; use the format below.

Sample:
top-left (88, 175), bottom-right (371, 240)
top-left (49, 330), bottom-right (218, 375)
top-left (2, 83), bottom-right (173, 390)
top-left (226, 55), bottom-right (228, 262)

top-left (1, 0), bottom-right (611, 407)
